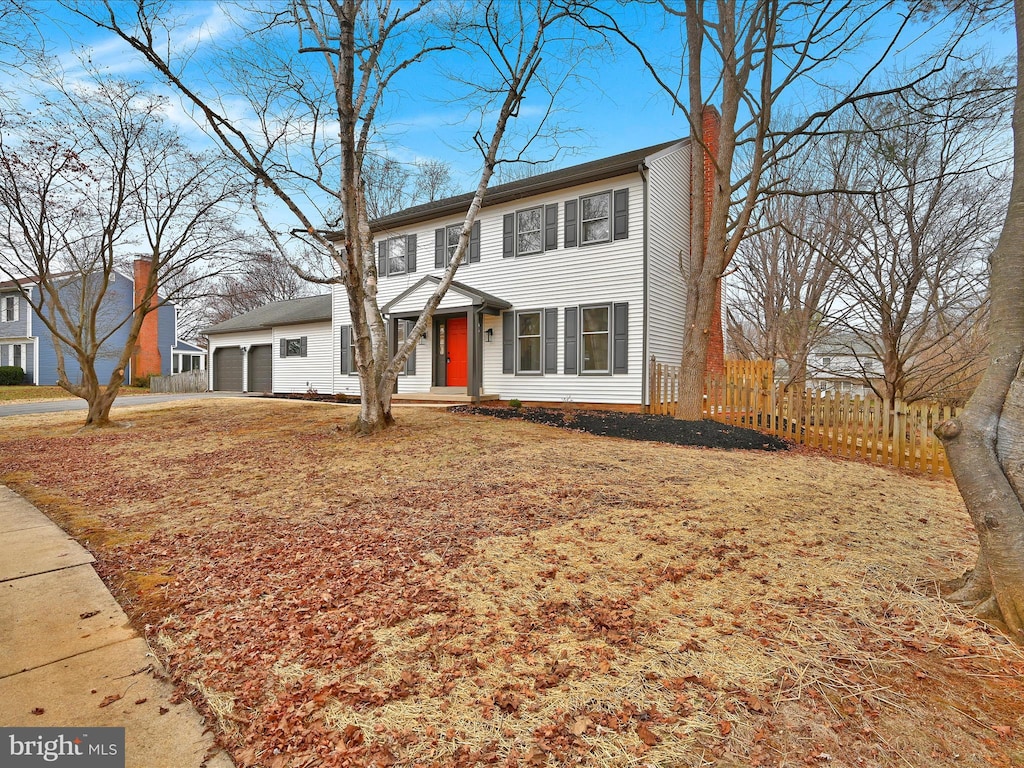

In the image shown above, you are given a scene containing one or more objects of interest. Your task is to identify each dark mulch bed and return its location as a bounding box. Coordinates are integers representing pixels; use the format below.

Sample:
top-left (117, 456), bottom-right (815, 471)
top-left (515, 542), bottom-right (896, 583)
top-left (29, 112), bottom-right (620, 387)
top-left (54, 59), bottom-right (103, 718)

top-left (452, 405), bottom-right (790, 451)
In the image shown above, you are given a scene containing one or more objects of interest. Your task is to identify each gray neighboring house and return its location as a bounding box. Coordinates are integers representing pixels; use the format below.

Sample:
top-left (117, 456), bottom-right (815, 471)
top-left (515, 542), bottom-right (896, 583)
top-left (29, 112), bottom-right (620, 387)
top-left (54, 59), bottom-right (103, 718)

top-left (806, 334), bottom-right (884, 396)
top-left (202, 294), bottom-right (332, 393)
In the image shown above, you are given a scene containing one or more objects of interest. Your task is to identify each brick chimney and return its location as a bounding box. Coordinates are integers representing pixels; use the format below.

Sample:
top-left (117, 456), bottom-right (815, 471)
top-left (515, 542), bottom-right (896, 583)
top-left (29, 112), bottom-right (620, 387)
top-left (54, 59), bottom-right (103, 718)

top-left (700, 104), bottom-right (725, 375)
top-left (132, 256), bottom-right (161, 381)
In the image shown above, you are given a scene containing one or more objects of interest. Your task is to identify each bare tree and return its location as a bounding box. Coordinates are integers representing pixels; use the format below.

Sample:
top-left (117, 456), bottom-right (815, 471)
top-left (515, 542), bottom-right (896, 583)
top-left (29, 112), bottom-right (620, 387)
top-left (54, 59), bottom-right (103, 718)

top-left (726, 169), bottom-right (850, 387)
top-left (205, 249), bottom-right (319, 327)
top-left (73, 0), bottom-right (584, 434)
top-left (576, 0), bottom-right (982, 419)
top-left (936, 0), bottom-right (1024, 641)
top-left (0, 68), bottom-right (247, 426)
top-left (826, 67), bottom-right (1008, 409)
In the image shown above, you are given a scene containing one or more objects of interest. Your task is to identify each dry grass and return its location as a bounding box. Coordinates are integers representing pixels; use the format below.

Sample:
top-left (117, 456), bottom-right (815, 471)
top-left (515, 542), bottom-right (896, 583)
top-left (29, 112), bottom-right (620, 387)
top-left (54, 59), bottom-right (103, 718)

top-left (1, 399), bottom-right (1022, 768)
top-left (0, 385), bottom-right (151, 403)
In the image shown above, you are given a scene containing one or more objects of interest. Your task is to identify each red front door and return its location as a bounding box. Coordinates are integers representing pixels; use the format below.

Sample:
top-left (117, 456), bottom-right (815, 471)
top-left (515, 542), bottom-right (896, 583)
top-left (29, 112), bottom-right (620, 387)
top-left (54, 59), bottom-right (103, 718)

top-left (446, 316), bottom-right (468, 387)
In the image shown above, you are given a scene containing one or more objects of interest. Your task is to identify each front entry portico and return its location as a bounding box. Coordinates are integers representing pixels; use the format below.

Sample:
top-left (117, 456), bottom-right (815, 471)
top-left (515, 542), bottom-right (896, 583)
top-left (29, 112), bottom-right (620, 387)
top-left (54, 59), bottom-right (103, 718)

top-left (382, 276), bottom-right (510, 402)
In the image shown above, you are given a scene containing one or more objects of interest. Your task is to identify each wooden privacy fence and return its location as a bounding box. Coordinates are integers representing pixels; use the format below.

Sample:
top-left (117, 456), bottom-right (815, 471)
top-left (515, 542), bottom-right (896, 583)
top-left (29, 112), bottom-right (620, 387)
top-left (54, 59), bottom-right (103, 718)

top-left (149, 369), bottom-right (208, 394)
top-left (649, 356), bottom-right (956, 477)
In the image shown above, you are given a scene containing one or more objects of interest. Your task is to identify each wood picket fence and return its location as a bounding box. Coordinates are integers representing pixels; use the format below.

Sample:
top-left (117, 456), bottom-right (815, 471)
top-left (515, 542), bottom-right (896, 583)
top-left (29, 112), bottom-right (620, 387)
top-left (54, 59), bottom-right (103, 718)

top-left (648, 356), bottom-right (956, 477)
top-left (149, 369), bottom-right (208, 394)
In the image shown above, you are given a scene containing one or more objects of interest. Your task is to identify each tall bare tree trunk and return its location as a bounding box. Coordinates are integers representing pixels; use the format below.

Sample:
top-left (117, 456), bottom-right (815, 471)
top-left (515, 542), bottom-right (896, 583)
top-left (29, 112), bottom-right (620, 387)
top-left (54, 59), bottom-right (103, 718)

top-left (936, 0), bottom-right (1024, 641)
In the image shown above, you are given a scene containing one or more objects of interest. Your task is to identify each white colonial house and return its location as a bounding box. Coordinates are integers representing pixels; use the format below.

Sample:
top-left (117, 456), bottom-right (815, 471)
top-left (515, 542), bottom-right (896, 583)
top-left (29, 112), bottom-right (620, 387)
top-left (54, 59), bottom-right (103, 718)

top-left (205, 136), bottom-right (719, 405)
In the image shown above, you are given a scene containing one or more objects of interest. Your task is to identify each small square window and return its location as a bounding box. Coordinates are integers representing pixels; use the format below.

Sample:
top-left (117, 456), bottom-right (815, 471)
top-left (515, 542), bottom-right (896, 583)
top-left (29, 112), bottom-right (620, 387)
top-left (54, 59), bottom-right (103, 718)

top-left (285, 339), bottom-right (303, 357)
top-left (580, 192), bottom-right (611, 245)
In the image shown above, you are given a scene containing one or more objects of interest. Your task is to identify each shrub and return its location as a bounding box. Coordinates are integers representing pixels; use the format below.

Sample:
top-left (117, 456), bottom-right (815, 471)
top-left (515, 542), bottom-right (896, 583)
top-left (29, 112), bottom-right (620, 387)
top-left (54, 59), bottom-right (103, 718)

top-left (509, 398), bottom-right (522, 411)
top-left (0, 366), bottom-right (25, 385)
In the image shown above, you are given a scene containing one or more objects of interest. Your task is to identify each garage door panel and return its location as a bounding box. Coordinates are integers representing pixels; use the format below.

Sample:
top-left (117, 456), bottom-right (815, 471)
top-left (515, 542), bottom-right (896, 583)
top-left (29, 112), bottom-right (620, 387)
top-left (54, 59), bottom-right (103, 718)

top-left (248, 345), bottom-right (272, 393)
top-left (213, 347), bottom-right (243, 391)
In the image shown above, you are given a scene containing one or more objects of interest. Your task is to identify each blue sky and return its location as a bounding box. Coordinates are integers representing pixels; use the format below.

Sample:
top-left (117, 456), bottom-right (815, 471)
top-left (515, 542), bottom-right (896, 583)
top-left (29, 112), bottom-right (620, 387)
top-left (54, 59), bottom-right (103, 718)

top-left (20, 1), bottom-right (1017, 227)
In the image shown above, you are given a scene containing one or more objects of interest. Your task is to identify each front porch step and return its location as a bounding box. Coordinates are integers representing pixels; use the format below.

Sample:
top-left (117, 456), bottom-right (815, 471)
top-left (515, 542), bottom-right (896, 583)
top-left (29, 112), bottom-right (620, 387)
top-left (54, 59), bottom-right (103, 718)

top-left (392, 392), bottom-right (500, 404)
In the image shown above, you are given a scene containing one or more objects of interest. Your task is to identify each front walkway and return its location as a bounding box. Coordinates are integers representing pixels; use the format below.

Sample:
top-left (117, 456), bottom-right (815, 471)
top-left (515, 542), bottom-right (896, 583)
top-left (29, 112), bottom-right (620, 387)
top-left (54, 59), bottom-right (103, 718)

top-left (0, 485), bottom-right (234, 768)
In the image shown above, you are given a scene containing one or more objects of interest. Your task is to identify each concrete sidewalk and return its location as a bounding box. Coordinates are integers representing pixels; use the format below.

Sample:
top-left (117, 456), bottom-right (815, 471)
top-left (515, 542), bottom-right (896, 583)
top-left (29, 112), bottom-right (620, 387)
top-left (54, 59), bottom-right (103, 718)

top-left (0, 485), bottom-right (234, 767)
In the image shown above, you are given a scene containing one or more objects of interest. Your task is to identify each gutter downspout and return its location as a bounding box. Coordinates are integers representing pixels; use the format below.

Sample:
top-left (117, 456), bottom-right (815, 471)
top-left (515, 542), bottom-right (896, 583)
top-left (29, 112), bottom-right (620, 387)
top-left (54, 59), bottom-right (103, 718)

top-left (639, 160), bottom-right (650, 410)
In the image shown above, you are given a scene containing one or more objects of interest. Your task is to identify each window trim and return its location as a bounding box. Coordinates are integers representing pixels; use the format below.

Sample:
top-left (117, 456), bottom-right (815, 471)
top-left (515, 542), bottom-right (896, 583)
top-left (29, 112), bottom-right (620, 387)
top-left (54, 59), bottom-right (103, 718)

top-left (2, 295), bottom-right (18, 323)
top-left (515, 205), bottom-right (544, 257)
top-left (385, 236), bottom-right (407, 277)
top-left (515, 309), bottom-right (544, 376)
top-left (579, 303), bottom-right (612, 375)
top-left (579, 191), bottom-right (612, 247)
top-left (284, 338), bottom-right (303, 357)
top-left (445, 224), bottom-right (461, 262)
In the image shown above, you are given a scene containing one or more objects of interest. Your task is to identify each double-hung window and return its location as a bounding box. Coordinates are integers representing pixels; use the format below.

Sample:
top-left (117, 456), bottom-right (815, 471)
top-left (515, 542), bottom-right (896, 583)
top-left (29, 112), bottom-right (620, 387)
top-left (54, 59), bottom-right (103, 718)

top-left (445, 224), bottom-right (461, 262)
top-left (2, 296), bottom-right (17, 322)
top-left (580, 305), bottom-right (611, 373)
top-left (386, 237), bottom-right (407, 276)
top-left (515, 207), bottom-right (543, 256)
top-left (517, 311), bottom-right (542, 374)
top-left (580, 192), bottom-right (611, 245)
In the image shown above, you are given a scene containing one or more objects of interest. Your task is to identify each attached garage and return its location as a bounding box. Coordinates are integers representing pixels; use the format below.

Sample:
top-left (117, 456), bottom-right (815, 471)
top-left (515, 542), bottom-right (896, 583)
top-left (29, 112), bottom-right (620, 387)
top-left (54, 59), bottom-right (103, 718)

top-left (248, 344), bottom-right (273, 393)
top-left (212, 347), bottom-right (244, 391)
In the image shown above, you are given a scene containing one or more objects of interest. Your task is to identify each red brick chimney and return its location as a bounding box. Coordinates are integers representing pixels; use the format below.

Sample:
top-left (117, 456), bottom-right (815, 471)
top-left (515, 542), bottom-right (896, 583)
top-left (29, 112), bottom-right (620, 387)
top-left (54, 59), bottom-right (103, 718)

top-left (132, 256), bottom-right (161, 381)
top-left (700, 104), bottom-right (725, 375)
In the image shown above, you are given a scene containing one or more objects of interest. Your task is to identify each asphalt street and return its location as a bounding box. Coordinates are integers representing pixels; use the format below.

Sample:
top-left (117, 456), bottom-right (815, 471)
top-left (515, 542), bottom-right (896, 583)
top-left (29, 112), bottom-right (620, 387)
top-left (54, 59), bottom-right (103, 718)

top-left (0, 391), bottom-right (252, 418)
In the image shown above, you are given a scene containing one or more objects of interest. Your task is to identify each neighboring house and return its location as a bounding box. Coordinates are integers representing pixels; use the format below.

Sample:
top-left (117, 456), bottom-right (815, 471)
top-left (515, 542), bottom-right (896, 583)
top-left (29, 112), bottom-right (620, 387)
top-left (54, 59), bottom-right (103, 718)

top-left (806, 334), bottom-right (884, 396)
top-left (0, 257), bottom-right (180, 386)
top-left (203, 294), bottom-right (333, 393)
top-left (172, 340), bottom-right (207, 375)
top-left (205, 133), bottom-right (723, 405)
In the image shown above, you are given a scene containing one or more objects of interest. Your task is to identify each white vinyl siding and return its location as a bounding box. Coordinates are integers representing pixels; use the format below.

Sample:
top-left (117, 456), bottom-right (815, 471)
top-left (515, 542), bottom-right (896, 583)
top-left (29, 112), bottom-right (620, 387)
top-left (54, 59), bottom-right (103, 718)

top-left (330, 139), bottom-right (698, 404)
top-left (272, 322), bottom-right (333, 393)
top-left (644, 143), bottom-right (691, 375)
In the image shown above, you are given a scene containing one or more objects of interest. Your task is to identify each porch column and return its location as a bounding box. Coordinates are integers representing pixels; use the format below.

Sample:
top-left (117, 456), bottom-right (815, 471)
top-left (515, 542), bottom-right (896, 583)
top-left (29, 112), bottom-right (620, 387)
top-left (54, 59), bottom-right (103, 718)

top-left (467, 308), bottom-right (482, 400)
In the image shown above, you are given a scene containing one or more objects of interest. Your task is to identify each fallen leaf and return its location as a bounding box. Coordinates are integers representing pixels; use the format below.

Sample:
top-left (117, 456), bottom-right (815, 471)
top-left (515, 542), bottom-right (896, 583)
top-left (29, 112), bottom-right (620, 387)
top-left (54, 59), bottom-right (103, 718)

top-left (79, 611), bottom-right (100, 619)
top-left (638, 721), bottom-right (661, 746)
top-left (31, 707), bottom-right (44, 716)
top-left (98, 694), bottom-right (122, 708)
top-left (570, 716), bottom-right (592, 736)
top-left (718, 720), bottom-right (732, 736)
top-left (993, 725), bottom-right (1013, 738)
top-left (134, 698), bottom-right (148, 705)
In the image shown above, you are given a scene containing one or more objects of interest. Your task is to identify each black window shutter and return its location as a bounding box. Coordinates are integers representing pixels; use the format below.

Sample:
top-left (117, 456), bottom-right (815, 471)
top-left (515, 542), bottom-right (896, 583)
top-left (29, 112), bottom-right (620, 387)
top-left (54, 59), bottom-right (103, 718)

top-left (469, 220), bottom-right (481, 263)
top-left (564, 199), bottom-right (578, 248)
top-left (613, 302), bottom-right (628, 374)
top-left (544, 307), bottom-right (557, 374)
top-left (407, 234), bottom-right (417, 273)
top-left (544, 203), bottom-right (558, 251)
top-left (502, 213), bottom-right (515, 258)
top-left (340, 326), bottom-right (351, 374)
top-left (404, 321), bottom-right (417, 375)
top-left (613, 189), bottom-right (629, 240)
top-left (299, 336), bottom-right (308, 357)
top-left (279, 339), bottom-right (287, 358)
top-left (378, 240), bottom-right (387, 276)
top-left (564, 307), bottom-right (578, 375)
top-left (502, 311), bottom-right (515, 373)
top-left (434, 228), bottom-right (445, 268)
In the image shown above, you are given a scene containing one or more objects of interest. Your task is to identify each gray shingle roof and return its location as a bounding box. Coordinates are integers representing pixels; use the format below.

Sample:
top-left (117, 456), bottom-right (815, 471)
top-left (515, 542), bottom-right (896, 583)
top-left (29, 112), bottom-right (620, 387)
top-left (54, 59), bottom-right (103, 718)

top-left (202, 293), bottom-right (332, 335)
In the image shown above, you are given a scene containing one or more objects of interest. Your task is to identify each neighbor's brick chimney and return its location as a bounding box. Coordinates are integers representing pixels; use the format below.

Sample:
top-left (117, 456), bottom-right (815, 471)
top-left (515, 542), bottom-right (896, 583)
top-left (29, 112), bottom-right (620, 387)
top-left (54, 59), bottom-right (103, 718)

top-left (700, 104), bottom-right (725, 375)
top-left (132, 256), bottom-right (161, 381)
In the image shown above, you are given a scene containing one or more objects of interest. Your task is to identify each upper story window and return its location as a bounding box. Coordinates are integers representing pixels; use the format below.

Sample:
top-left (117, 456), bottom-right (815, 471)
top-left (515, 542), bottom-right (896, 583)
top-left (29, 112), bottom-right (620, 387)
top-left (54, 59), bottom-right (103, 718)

top-left (446, 224), bottom-right (460, 262)
top-left (580, 192), bottom-right (611, 245)
top-left (2, 295), bottom-right (18, 323)
top-left (516, 207), bottom-right (543, 256)
top-left (378, 234), bottom-right (416, 277)
top-left (386, 237), bottom-right (406, 276)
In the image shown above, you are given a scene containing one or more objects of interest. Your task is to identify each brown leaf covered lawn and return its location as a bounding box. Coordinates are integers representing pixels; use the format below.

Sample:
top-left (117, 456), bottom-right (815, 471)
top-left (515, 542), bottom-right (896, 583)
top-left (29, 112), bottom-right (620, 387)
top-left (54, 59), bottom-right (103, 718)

top-left (2, 399), bottom-right (1023, 768)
